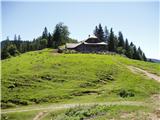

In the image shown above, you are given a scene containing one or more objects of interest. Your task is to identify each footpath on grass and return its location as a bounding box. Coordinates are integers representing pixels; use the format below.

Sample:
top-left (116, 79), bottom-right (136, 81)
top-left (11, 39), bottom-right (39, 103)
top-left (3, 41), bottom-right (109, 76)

top-left (127, 66), bottom-right (160, 82)
top-left (1, 101), bottom-right (145, 114)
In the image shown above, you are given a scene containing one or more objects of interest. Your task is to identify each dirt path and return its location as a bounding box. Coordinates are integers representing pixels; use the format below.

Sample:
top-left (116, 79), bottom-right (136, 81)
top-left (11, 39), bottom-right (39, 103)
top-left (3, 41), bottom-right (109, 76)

top-left (33, 111), bottom-right (48, 120)
top-left (1, 101), bottom-right (145, 114)
top-left (127, 66), bottom-right (160, 82)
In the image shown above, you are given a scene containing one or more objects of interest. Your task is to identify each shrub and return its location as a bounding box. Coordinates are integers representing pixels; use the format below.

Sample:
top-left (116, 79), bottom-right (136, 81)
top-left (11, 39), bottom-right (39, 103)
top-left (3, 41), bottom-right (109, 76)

top-left (1, 102), bottom-right (16, 109)
top-left (119, 89), bottom-right (135, 98)
top-left (20, 100), bottom-right (29, 105)
top-left (8, 99), bottom-right (29, 105)
top-left (1, 114), bottom-right (9, 120)
top-left (52, 105), bottom-right (109, 120)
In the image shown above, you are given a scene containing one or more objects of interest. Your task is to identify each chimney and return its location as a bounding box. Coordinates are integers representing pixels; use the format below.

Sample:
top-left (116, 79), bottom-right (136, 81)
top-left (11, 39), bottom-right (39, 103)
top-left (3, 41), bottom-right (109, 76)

top-left (88, 35), bottom-right (90, 38)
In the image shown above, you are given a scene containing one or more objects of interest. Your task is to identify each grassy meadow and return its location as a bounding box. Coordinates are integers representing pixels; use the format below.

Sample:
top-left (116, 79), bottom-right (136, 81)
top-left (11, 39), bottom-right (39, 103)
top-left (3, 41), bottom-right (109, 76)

top-left (1, 49), bottom-right (160, 119)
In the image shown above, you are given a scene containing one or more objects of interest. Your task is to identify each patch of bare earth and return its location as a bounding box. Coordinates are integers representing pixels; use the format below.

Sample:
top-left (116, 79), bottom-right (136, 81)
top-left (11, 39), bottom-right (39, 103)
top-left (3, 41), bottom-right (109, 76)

top-left (127, 66), bottom-right (160, 82)
top-left (151, 94), bottom-right (160, 119)
top-left (120, 111), bottom-right (160, 120)
top-left (33, 111), bottom-right (48, 120)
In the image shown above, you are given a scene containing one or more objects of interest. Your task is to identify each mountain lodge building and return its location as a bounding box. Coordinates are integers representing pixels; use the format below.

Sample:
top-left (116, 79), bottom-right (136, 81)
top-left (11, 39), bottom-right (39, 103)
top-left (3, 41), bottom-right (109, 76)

top-left (66, 35), bottom-right (108, 53)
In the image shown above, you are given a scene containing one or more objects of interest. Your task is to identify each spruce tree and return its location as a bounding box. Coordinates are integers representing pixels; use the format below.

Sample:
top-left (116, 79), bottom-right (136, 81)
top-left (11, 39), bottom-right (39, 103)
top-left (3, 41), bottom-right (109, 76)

top-left (118, 32), bottom-right (125, 48)
top-left (14, 34), bottom-right (17, 41)
top-left (98, 24), bottom-right (104, 42)
top-left (94, 26), bottom-right (98, 37)
top-left (18, 35), bottom-right (21, 40)
top-left (6, 36), bottom-right (9, 40)
top-left (93, 24), bottom-right (104, 42)
top-left (42, 27), bottom-right (48, 39)
top-left (124, 39), bottom-right (131, 57)
top-left (47, 32), bottom-right (53, 48)
top-left (108, 28), bottom-right (116, 52)
top-left (142, 53), bottom-right (147, 61)
top-left (132, 45), bottom-right (137, 59)
top-left (104, 26), bottom-right (109, 43)
top-left (137, 47), bottom-right (143, 60)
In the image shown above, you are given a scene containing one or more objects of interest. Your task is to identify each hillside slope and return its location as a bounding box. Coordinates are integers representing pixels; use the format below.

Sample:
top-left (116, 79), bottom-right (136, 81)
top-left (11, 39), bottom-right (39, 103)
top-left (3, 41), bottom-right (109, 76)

top-left (1, 49), bottom-right (160, 109)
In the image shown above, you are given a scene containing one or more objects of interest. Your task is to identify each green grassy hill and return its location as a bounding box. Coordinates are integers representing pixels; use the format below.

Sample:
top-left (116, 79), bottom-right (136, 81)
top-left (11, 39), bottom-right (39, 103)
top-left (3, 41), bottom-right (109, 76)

top-left (2, 49), bottom-right (160, 109)
top-left (2, 49), bottom-right (160, 107)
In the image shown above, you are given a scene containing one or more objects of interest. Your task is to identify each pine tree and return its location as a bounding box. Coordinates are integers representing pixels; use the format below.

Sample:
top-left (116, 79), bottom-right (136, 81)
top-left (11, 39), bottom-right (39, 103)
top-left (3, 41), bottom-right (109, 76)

top-left (142, 53), bottom-right (147, 61)
top-left (42, 27), bottom-right (48, 39)
top-left (39, 39), bottom-right (48, 49)
top-left (14, 34), bottom-right (17, 41)
top-left (98, 24), bottom-right (104, 42)
top-left (47, 32), bottom-right (53, 48)
top-left (94, 26), bottom-right (98, 37)
top-left (104, 26), bottom-right (109, 43)
top-left (6, 36), bottom-right (9, 40)
top-left (128, 42), bottom-right (134, 58)
top-left (124, 39), bottom-right (131, 57)
top-left (137, 47), bottom-right (143, 60)
top-left (133, 46), bottom-right (142, 60)
top-left (108, 28), bottom-right (116, 52)
top-left (118, 32), bottom-right (125, 48)
top-left (18, 35), bottom-right (21, 40)
top-left (93, 24), bottom-right (104, 42)
top-left (132, 45), bottom-right (137, 59)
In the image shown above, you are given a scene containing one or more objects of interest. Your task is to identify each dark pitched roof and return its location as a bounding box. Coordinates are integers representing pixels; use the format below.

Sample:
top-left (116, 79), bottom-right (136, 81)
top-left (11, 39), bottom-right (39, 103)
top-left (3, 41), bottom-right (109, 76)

top-left (66, 35), bottom-right (107, 49)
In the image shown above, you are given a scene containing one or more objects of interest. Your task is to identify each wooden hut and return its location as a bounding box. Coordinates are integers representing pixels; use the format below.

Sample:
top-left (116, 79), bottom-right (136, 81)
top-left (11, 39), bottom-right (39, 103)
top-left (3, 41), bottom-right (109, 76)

top-left (66, 35), bottom-right (107, 53)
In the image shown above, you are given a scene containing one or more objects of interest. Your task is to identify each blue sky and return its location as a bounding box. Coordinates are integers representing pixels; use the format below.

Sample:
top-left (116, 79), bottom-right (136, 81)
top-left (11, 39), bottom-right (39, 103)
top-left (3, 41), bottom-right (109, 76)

top-left (1, 1), bottom-right (159, 59)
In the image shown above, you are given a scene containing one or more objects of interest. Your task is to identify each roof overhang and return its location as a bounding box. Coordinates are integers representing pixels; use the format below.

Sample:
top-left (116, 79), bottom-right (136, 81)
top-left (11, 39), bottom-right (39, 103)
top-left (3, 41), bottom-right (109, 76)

top-left (83, 42), bottom-right (107, 45)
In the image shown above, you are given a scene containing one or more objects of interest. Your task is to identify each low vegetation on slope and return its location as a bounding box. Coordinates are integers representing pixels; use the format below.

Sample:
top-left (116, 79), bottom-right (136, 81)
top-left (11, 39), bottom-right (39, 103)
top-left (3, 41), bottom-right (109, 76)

top-left (45, 105), bottom-right (151, 120)
top-left (1, 49), bottom-right (160, 109)
top-left (1, 105), bottom-right (154, 120)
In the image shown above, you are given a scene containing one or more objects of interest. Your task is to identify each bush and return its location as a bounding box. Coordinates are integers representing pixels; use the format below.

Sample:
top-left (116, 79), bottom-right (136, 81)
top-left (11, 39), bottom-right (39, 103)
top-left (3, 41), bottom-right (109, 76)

top-left (1, 102), bottom-right (16, 109)
top-left (1, 114), bottom-right (9, 120)
top-left (119, 89), bottom-right (135, 98)
top-left (20, 100), bottom-right (29, 105)
top-left (52, 105), bottom-right (109, 120)
top-left (117, 47), bottom-right (126, 54)
top-left (8, 99), bottom-right (29, 105)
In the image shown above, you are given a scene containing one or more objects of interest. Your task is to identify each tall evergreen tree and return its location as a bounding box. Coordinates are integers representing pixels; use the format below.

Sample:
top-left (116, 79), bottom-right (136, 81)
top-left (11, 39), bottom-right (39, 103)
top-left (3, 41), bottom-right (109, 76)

top-left (16, 35), bottom-right (22, 51)
top-left (6, 36), bottom-right (9, 40)
top-left (130, 42), bottom-right (134, 47)
top-left (14, 34), bottom-right (17, 41)
top-left (108, 28), bottom-right (116, 52)
top-left (98, 24), bottom-right (104, 42)
top-left (124, 39), bottom-right (131, 57)
top-left (94, 26), bottom-right (98, 37)
top-left (142, 53), bottom-right (147, 61)
top-left (18, 35), bottom-right (21, 40)
top-left (104, 26), bottom-right (109, 43)
top-left (93, 24), bottom-right (104, 42)
top-left (128, 42), bottom-right (134, 58)
top-left (118, 32), bottom-right (125, 48)
top-left (133, 46), bottom-right (140, 60)
top-left (137, 47), bottom-right (143, 60)
top-left (47, 32), bottom-right (53, 48)
top-left (42, 27), bottom-right (48, 39)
